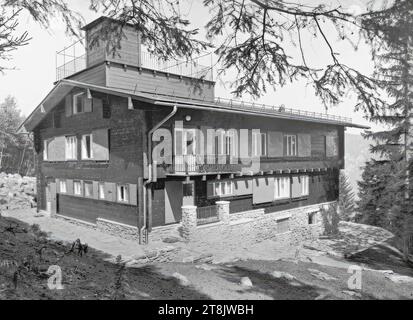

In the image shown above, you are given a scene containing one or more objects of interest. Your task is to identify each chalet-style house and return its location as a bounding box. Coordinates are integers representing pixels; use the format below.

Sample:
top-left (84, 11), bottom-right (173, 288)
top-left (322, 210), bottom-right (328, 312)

top-left (20, 17), bottom-right (367, 244)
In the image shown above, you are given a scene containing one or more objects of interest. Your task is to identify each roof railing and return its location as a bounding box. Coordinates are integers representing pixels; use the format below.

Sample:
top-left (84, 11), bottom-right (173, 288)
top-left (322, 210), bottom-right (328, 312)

top-left (213, 97), bottom-right (352, 124)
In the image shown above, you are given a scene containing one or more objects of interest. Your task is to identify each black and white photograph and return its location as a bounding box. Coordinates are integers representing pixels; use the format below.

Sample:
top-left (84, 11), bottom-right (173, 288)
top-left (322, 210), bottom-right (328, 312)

top-left (0, 0), bottom-right (412, 308)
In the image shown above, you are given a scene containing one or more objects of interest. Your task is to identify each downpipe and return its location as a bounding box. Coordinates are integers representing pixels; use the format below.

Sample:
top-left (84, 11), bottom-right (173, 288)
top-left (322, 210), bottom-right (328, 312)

top-left (141, 105), bottom-right (178, 244)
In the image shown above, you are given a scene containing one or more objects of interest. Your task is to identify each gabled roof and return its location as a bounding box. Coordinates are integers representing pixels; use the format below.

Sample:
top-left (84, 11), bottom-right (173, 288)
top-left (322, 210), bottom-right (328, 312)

top-left (19, 79), bottom-right (370, 132)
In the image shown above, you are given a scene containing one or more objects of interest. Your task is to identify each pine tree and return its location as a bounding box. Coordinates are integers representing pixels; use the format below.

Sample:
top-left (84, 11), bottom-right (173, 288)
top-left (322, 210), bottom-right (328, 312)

top-left (338, 171), bottom-right (355, 221)
top-left (359, 1), bottom-right (413, 253)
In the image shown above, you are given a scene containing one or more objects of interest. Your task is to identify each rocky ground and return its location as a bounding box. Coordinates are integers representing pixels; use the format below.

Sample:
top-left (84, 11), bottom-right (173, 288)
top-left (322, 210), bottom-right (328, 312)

top-left (0, 173), bottom-right (36, 211)
top-left (1, 211), bottom-right (413, 300)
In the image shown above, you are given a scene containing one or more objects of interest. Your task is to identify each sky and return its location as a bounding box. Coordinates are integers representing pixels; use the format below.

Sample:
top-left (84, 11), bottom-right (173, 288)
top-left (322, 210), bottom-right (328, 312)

top-left (0, 0), bottom-right (384, 135)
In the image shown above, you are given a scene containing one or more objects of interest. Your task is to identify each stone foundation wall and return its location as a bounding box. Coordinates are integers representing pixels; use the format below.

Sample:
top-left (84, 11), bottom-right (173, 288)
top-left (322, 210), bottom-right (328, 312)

top-left (96, 218), bottom-right (140, 241)
top-left (53, 201), bottom-right (333, 248)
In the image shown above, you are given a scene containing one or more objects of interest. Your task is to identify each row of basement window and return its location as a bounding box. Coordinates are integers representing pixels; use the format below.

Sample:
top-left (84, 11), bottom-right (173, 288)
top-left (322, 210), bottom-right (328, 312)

top-left (57, 179), bottom-right (137, 205)
top-left (207, 175), bottom-right (310, 202)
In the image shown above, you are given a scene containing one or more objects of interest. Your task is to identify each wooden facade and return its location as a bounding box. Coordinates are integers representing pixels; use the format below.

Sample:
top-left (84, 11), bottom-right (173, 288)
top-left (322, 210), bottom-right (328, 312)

top-left (23, 16), bottom-right (364, 234)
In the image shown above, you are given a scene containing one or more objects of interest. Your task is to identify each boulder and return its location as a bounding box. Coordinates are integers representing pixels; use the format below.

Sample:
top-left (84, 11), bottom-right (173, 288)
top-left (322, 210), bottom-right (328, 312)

top-left (240, 277), bottom-right (253, 288)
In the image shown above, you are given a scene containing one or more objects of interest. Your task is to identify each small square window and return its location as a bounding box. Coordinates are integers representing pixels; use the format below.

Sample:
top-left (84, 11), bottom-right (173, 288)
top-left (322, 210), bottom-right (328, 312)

top-left (59, 180), bottom-right (67, 193)
top-left (84, 181), bottom-right (93, 198)
top-left (183, 183), bottom-right (193, 197)
top-left (74, 181), bottom-right (82, 196)
top-left (308, 212), bottom-right (318, 225)
top-left (98, 183), bottom-right (105, 200)
top-left (117, 184), bottom-right (129, 202)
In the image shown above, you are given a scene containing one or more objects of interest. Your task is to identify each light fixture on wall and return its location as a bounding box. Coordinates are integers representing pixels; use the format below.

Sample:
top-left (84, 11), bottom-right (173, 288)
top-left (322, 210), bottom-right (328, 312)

top-left (185, 115), bottom-right (191, 122)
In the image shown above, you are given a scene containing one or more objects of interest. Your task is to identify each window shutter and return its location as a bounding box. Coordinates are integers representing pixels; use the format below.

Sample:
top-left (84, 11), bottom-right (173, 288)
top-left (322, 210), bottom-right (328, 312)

top-left (65, 95), bottom-right (72, 117)
top-left (253, 177), bottom-right (275, 204)
top-left (326, 136), bottom-right (338, 157)
top-left (66, 179), bottom-right (74, 195)
top-left (129, 184), bottom-right (137, 205)
top-left (92, 181), bottom-right (99, 199)
top-left (92, 129), bottom-right (109, 160)
top-left (297, 134), bottom-right (311, 157)
top-left (175, 129), bottom-right (183, 156)
top-left (105, 182), bottom-right (116, 202)
top-left (268, 131), bottom-right (283, 157)
top-left (54, 136), bottom-right (66, 161)
top-left (84, 96), bottom-right (93, 113)
top-left (283, 135), bottom-right (287, 156)
top-left (92, 98), bottom-right (103, 117)
top-left (291, 176), bottom-right (301, 198)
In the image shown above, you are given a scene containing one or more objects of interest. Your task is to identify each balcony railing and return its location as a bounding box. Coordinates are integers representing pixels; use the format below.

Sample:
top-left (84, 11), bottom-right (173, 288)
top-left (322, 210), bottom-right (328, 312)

top-left (173, 155), bottom-right (242, 174)
top-left (56, 38), bottom-right (213, 81)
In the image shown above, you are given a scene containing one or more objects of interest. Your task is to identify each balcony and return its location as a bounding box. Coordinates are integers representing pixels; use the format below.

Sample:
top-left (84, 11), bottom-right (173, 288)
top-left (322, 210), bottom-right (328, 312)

top-left (56, 39), bottom-right (213, 82)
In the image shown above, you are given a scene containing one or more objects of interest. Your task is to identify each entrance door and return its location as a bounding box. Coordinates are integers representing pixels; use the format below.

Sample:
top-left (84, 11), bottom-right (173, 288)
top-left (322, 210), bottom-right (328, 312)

top-left (164, 181), bottom-right (183, 224)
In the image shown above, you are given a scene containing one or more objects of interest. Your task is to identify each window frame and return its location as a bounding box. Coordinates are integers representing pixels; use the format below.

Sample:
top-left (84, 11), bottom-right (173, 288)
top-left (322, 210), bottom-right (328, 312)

top-left (117, 184), bottom-right (129, 203)
top-left (274, 176), bottom-right (291, 200)
top-left (65, 135), bottom-right (78, 161)
top-left (43, 139), bottom-right (51, 161)
top-left (209, 180), bottom-right (234, 198)
top-left (59, 179), bottom-right (67, 194)
top-left (252, 132), bottom-right (267, 157)
top-left (285, 134), bottom-right (298, 157)
top-left (84, 181), bottom-right (93, 198)
top-left (300, 175), bottom-right (309, 197)
top-left (98, 182), bottom-right (105, 200)
top-left (73, 180), bottom-right (82, 196)
top-left (308, 211), bottom-right (318, 225)
top-left (73, 92), bottom-right (84, 114)
top-left (81, 133), bottom-right (93, 160)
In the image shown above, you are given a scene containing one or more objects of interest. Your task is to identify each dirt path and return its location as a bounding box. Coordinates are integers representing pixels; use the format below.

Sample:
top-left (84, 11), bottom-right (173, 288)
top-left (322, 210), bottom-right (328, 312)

top-left (1, 211), bottom-right (412, 300)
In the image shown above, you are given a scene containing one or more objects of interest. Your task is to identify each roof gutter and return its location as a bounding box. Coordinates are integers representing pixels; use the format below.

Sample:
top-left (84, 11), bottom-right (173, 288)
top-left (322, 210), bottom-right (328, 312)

top-left (141, 105), bottom-right (178, 244)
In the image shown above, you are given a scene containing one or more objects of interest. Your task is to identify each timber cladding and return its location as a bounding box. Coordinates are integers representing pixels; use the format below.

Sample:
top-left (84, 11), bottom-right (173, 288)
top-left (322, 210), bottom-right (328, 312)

top-left (38, 93), bottom-right (146, 184)
top-left (58, 194), bottom-right (138, 225)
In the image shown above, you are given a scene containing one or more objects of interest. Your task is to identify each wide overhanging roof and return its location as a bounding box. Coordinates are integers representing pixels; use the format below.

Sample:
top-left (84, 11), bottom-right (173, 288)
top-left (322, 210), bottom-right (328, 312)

top-left (19, 79), bottom-right (370, 132)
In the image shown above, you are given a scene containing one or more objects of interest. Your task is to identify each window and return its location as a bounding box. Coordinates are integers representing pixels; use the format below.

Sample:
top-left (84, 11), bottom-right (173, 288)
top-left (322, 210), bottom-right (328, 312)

top-left (225, 131), bottom-right (237, 156)
top-left (276, 218), bottom-right (290, 234)
top-left (252, 132), bottom-right (267, 156)
top-left (84, 181), bottom-right (93, 198)
top-left (215, 130), bottom-right (225, 155)
top-left (210, 181), bottom-right (233, 197)
top-left (274, 177), bottom-right (290, 200)
top-left (65, 136), bottom-right (77, 160)
top-left (308, 212), bottom-right (318, 225)
top-left (81, 134), bottom-right (93, 160)
top-left (285, 134), bottom-right (297, 156)
top-left (73, 92), bottom-right (84, 114)
top-left (117, 184), bottom-right (129, 202)
top-left (74, 181), bottom-right (82, 196)
top-left (98, 183), bottom-right (105, 200)
top-left (183, 182), bottom-right (194, 197)
top-left (59, 180), bottom-right (67, 193)
top-left (300, 175), bottom-right (309, 196)
top-left (43, 139), bottom-right (51, 160)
